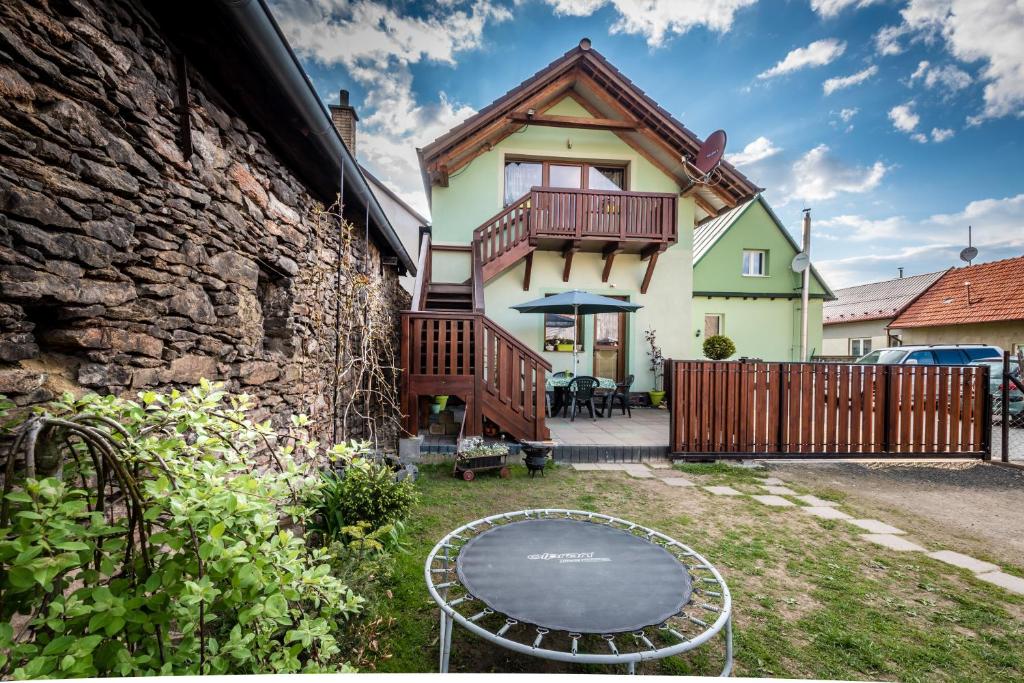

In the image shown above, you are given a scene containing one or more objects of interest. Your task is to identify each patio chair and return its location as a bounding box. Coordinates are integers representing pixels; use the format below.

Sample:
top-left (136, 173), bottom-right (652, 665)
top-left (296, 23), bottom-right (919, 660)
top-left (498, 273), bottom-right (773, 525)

top-left (549, 371), bottom-right (574, 418)
top-left (600, 374), bottom-right (633, 419)
top-left (566, 376), bottom-right (599, 422)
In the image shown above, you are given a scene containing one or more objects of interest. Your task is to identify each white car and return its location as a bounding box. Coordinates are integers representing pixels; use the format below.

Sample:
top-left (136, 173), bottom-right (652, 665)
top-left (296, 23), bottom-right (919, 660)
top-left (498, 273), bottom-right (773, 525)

top-left (856, 344), bottom-right (1003, 365)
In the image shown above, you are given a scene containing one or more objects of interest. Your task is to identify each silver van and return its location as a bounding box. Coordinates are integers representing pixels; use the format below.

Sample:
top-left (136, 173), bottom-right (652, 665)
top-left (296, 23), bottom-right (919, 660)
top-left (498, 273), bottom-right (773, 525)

top-left (855, 344), bottom-right (1003, 365)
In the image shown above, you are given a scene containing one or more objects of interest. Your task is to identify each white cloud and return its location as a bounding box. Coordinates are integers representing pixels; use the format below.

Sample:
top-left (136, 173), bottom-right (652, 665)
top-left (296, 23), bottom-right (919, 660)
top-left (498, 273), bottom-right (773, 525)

top-left (543, 0), bottom-right (758, 47)
top-left (758, 38), bottom-right (847, 79)
top-left (823, 64), bottom-right (879, 95)
top-left (788, 144), bottom-right (888, 203)
top-left (875, 0), bottom-right (1024, 122)
top-left (829, 107), bottom-right (858, 132)
top-left (727, 136), bottom-right (782, 166)
top-left (910, 132), bottom-right (929, 143)
top-left (815, 193), bottom-right (1024, 286)
top-left (271, 0), bottom-right (513, 215)
top-left (839, 107), bottom-right (859, 123)
top-left (909, 60), bottom-right (972, 91)
top-left (888, 102), bottom-right (920, 132)
top-left (931, 126), bottom-right (955, 142)
top-left (811, 0), bottom-right (882, 18)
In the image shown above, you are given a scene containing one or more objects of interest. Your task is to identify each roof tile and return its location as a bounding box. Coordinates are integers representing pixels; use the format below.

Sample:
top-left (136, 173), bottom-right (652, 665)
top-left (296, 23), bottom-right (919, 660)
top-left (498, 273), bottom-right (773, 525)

top-left (824, 270), bottom-right (946, 324)
top-left (890, 255), bottom-right (1024, 328)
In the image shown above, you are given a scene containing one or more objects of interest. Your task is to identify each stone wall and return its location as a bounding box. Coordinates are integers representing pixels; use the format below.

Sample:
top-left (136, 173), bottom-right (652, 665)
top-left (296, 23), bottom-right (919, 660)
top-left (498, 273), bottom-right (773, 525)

top-left (0, 0), bottom-right (408, 446)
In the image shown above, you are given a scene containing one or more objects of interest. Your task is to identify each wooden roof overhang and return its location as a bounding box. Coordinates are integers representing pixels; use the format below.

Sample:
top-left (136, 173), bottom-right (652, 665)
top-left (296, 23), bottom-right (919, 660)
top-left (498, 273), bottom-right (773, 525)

top-left (417, 39), bottom-right (762, 224)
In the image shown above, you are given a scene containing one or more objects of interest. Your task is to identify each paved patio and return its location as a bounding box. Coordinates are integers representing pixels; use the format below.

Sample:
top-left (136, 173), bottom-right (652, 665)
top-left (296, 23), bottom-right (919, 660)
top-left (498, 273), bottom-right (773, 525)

top-left (547, 406), bottom-right (669, 446)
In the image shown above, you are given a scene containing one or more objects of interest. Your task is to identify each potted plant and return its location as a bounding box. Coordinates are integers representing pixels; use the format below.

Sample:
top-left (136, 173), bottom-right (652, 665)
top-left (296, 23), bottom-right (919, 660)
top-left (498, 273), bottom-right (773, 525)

top-left (556, 337), bottom-right (575, 352)
top-left (703, 335), bottom-right (736, 360)
top-left (645, 328), bottom-right (666, 407)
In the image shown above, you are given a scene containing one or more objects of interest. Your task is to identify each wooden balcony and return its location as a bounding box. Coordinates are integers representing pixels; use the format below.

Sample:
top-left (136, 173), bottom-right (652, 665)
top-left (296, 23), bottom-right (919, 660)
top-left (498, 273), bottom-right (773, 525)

top-left (473, 187), bottom-right (677, 289)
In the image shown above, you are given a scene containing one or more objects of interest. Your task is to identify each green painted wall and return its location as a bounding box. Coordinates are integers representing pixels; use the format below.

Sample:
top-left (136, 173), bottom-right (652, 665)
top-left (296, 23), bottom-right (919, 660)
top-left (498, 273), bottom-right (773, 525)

top-left (429, 96), bottom-right (694, 391)
top-left (691, 199), bottom-right (828, 360)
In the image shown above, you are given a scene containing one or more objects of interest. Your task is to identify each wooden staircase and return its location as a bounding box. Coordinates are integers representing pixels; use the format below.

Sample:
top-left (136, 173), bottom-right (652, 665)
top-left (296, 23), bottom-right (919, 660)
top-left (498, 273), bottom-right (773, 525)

top-left (401, 231), bottom-right (550, 442)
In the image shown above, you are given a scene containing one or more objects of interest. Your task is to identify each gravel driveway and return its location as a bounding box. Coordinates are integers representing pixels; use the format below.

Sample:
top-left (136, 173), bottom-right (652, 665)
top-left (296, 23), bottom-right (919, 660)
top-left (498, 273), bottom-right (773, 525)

top-left (765, 460), bottom-right (1024, 569)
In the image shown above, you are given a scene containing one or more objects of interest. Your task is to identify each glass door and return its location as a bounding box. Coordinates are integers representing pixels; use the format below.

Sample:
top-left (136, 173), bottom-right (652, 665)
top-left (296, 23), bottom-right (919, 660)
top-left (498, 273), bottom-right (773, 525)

top-left (593, 297), bottom-right (627, 382)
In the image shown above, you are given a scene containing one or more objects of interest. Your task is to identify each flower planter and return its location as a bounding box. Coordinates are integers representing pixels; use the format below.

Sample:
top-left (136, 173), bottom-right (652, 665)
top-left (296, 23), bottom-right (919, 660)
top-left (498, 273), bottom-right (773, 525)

top-left (648, 390), bottom-right (666, 408)
top-left (556, 344), bottom-right (574, 352)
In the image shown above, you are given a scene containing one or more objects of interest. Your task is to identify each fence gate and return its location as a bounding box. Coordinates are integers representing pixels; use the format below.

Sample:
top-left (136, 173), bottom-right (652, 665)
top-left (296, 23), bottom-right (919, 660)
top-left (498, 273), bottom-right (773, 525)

top-left (666, 360), bottom-right (990, 459)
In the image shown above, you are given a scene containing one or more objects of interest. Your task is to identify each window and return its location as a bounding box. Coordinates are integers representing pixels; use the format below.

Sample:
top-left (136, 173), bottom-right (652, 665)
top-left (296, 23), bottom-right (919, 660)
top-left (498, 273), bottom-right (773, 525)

top-left (934, 348), bottom-right (969, 364)
top-left (704, 314), bottom-right (722, 338)
top-left (906, 350), bottom-right (936, 365)
top-left (503, 159), bottom-right (626, 205)
top-left (850, 338), bottom-right (872, 357)
top-left (742, 250), bottom-right (767, 276)
top-left (543, 295), bottom-right (583, 352)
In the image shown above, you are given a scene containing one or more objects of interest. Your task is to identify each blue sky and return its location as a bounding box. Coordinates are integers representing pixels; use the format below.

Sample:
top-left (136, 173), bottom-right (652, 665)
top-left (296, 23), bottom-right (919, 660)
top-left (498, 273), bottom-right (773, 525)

top-left (270, 0), bottom-right (1024, 288)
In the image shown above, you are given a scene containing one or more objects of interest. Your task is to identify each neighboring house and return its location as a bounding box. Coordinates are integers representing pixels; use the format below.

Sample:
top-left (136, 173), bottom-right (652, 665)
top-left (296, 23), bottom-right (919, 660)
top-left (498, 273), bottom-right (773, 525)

top-left (692, 196), bottom-right (833, 361)
top-left (403, 38), bottom-right (760, 439)
top-left (329, 89), bottom-right (428, 294)
top-left (0, 0), bottom-right (415, 445)
top-left (889, 256), bottom-right (1024, 354)
top-left (822, 270), bottom-right (947, 357)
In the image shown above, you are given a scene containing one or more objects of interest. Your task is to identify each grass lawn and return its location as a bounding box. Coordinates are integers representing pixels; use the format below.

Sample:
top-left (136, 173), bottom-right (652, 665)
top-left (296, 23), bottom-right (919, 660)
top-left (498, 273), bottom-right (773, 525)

top-left (369, 462), bottom-right (1024, 680)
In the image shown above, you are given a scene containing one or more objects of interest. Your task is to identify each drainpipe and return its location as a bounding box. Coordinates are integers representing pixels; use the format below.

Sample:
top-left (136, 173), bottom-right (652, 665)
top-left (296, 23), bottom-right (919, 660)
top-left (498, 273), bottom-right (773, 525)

top-left (214, 0), bottom-right (414, 275)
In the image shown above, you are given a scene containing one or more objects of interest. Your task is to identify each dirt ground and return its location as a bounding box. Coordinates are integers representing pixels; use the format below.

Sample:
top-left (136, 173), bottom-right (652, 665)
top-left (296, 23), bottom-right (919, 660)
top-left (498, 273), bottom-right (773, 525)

top-left (766, 460), bottom-right (1024, 568)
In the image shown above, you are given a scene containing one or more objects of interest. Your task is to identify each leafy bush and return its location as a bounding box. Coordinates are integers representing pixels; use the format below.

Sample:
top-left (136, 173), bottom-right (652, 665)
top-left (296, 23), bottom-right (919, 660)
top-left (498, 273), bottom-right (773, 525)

top-left (0, 384), bottom-right (378, 677)
top-left (703, 334), bottom-right (737, 360)
top-left (308, 459), bottom-right (418, 540)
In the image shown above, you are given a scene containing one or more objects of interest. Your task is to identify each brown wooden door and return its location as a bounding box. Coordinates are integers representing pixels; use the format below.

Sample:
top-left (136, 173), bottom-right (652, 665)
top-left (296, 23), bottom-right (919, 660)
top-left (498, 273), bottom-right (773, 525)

top-left (593, 296), bottom-right (627, 382)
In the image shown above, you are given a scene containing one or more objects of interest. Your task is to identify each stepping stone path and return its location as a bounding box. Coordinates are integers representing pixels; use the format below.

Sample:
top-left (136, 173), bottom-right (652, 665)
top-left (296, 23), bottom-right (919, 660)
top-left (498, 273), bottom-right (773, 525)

top-left (802, 506), bottom-right (851, 520)
top-left (847, 519), bottom-right (905, 534)
top-left (927, 550), bottom-right (998, 574)
top-left (861, 534), bottom-right (926, 552)
top-left (795, 494), bottom-right (839, 508)
top-left (750, 494), bottom-right (795, 507)
top-left (569, 463), bottom-right (1024, 597)
top-left (705, 485), bottom-right (743, 496)
top-left (763, 485), bottom-right (798, 495)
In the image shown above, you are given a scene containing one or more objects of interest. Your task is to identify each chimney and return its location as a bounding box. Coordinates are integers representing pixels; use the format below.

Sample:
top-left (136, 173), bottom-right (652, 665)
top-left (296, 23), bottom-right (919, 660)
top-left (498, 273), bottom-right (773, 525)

top-left (898, 267), bottom-right (904, 278)
top-left (329, 89), bottom-right (359, 157)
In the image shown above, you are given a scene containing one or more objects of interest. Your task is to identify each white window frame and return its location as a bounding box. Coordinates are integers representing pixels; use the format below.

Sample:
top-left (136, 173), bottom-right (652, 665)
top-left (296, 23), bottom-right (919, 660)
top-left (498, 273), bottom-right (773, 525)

top-left (850, 337), bottom-right (872, 357)
top-left (704, 313), bottom-right (723, 338)
top-left (742, 249), bottom-right (767, 277)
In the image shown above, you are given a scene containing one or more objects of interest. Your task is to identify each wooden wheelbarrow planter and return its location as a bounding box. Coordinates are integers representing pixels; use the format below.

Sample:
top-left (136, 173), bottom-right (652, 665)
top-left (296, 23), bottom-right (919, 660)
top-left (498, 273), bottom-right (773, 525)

top-left (453, 452), bottom-right (511, 481)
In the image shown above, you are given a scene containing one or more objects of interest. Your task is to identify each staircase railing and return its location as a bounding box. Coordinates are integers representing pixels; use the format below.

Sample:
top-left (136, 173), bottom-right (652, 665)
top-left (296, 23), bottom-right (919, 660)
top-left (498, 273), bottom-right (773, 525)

top-left (479, 316), bottom-right (551, 441)
top-left (472, 193), bottom-right (532, 274)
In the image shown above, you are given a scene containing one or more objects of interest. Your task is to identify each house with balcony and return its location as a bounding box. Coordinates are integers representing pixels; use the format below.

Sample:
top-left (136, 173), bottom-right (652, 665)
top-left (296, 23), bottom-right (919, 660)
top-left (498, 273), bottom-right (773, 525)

top-left (402, 39), bottom-right (760, 440)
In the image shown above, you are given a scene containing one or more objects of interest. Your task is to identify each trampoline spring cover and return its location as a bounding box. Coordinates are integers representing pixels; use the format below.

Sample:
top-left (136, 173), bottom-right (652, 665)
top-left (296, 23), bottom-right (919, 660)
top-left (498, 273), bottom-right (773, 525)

top-left (455, 518), bottom-right (692, 634)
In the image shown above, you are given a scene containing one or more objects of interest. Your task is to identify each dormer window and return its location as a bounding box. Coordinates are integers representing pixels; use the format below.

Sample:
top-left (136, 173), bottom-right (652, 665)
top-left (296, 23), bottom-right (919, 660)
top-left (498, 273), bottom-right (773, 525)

top-left (742, 249), bottom-right (767, 277)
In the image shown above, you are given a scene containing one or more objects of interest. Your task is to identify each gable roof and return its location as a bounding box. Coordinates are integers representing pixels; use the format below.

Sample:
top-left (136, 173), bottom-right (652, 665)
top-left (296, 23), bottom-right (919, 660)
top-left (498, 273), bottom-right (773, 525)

top-left (889, 256), bottom-right (1024, 329)
top-left (417, 39), bottom-right (760, 223)
top-left (823, 270), bottom-right (946, 325)
top-left (693, 195), bottom-right (836, 299)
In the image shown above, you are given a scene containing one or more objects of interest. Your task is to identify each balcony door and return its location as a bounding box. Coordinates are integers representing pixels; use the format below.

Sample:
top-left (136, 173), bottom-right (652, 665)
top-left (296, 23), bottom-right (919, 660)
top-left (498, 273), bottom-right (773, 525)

top-left (593, 296), bottom-right (628, 382)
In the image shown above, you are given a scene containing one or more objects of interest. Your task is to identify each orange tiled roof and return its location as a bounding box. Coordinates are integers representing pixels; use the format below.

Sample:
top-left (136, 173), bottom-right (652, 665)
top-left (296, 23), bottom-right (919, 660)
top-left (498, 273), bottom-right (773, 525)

top-left (890, 255), bottom-right (1024, 328)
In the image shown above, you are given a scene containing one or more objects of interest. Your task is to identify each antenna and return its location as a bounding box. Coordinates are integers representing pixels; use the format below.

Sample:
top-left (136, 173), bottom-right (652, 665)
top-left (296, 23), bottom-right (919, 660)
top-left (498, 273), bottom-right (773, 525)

top-left (959, 224), bottom-right (977, 264)
top-left (682, 129), bottom-right (727, 187)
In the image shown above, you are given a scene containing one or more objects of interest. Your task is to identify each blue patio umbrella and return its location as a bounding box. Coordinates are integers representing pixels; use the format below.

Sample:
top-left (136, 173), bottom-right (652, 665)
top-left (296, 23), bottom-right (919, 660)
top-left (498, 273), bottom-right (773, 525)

top-left (511, 290), bottom-right (643, 374)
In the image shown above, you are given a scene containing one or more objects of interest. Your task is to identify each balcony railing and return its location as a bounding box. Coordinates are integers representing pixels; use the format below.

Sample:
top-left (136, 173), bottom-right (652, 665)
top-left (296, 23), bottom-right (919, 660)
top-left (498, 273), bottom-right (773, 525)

top-left (529, 186), bottom-right (677, 242)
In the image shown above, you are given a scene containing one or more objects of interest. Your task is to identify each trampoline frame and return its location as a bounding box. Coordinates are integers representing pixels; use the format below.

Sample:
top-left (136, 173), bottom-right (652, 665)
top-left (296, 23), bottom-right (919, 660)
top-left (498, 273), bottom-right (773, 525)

top-left (424, 509), bottom-right (733, 676)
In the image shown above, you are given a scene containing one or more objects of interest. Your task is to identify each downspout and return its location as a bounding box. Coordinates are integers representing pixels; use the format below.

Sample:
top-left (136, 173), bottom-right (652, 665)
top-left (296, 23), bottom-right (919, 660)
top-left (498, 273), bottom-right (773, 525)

top-left (215, 0), bottom-right (414, 275)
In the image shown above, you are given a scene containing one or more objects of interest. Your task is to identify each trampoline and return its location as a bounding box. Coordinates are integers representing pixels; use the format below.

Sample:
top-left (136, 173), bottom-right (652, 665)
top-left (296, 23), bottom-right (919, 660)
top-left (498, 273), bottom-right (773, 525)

top-left (425, 509), bottom-right (732, 675)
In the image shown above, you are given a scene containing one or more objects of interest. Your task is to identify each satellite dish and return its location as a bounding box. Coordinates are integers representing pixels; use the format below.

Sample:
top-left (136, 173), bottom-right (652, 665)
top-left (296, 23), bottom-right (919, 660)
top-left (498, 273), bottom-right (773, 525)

top-left (960, 246), bottom-right (978, 263)
top-left (694, 129), bottom-right (727, 175)
top-left (791, 251), bottom-right (810, 273)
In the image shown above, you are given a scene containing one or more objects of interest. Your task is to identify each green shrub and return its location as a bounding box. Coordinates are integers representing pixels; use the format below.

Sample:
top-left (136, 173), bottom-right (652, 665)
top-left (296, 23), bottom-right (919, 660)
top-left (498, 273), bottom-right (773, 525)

top-left (703, 334), bottom-right (737, 360)
top-left (309, 460), bottom-right (418, 541)
top-left (0, 383), bottom-right (374, 677)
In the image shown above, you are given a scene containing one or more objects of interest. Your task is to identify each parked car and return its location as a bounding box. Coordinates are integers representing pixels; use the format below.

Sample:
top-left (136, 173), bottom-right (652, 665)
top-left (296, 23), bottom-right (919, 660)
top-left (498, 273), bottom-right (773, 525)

top-left (972, 359), bottom-right (1024, 424)
top-left (855, 344), bottom-right (1003, 365)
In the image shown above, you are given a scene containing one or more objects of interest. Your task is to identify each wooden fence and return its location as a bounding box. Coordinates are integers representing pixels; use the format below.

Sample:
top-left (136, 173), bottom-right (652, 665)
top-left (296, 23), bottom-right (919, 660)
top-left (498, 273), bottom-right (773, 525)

top-left (667, 360), bottom-right (990, 458)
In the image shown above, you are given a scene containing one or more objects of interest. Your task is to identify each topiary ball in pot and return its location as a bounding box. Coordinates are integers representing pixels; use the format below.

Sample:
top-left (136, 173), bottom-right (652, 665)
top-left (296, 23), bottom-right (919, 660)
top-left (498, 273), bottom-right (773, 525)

top-left (703, 334), bottom-right (736, 360)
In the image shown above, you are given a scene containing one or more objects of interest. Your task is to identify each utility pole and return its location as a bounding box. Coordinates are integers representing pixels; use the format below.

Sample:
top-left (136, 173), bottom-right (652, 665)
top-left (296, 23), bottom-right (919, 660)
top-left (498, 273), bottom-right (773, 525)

top-left (800, 209), bottom-right (811, 361)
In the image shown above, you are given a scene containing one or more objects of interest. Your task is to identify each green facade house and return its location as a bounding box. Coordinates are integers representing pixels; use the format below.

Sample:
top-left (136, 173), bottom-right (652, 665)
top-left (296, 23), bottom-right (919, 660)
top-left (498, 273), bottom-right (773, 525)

top-left (692, 196), bottom-right (834, 361)
top-left (401, 39), bottom-right (761, 439)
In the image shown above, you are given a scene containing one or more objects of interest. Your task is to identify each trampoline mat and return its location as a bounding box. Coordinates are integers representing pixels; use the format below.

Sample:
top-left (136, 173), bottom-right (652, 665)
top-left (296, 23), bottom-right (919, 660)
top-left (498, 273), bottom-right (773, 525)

top-left (455, 518), bottom-right (692, 634)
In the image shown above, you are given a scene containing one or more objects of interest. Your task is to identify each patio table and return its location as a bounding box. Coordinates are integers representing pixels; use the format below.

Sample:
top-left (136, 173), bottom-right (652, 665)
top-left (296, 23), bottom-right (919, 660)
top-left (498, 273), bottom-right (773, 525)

top-left (425, 509), bottom-right (733, 675)
top-left (546, 376), bottom-right (616, 418)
